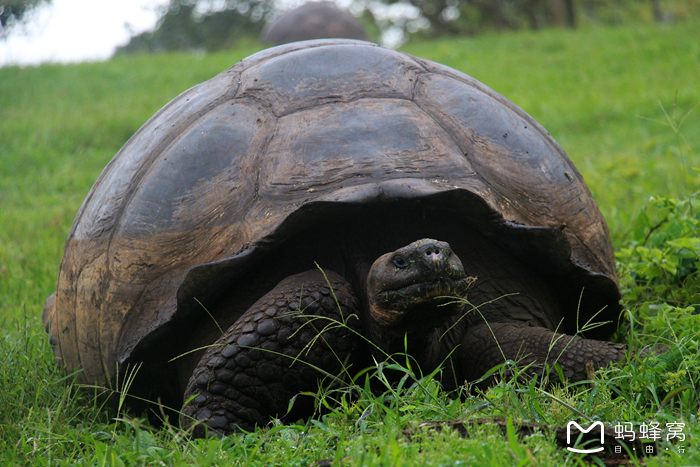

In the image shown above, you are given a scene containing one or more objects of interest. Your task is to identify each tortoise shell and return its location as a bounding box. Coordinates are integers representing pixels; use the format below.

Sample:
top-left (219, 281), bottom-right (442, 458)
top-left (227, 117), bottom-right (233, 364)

top-left (44, 39), bottom-right (620, 402)
top-left (261, 1), bottom-right (367, 45)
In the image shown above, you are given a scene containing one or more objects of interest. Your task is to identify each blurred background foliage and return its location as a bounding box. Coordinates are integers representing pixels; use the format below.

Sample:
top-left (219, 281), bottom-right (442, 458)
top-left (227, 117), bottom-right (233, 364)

top-left (0, 0), bottom-right (51, 38)
top-left (110, 0), bottom-right (700, 53)
top-left (2, 0), bottom-right (699, 51)
top-left (118, 0), bottom-right (269, 53)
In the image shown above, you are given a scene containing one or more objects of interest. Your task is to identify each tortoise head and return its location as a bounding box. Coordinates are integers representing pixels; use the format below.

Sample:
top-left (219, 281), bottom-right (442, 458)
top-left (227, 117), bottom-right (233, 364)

top-left (366, 238), bottom-right (474, 333)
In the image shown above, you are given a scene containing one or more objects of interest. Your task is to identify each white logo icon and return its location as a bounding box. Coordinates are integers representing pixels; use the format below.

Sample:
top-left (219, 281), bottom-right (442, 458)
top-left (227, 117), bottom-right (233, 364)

top-left (566, 421), bottom-right (605, 453)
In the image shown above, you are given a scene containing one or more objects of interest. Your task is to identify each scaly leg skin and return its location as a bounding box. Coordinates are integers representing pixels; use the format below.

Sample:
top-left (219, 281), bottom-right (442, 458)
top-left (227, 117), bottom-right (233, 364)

top-left (459, 323), bottom-right (627, 386)
top-left (180, 270), bottom-right (362, 438)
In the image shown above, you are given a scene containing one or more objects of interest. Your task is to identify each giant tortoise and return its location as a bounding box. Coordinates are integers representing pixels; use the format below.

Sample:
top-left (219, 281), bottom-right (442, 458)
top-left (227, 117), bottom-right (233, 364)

top-left (43, 39), bottom-right (626, 437)
top-left (260, 2), bottom-right (367, 45)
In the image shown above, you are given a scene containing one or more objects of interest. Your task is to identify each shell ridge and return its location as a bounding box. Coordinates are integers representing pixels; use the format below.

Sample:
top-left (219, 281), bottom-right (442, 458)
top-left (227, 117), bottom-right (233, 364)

top-left (66, 82), bottom-right (211, 239)
top-left (115, 279), bottom-right (163, 367)
top-left (253, 108), bottom-right (280, 203)
top-left (105, 95), bottom-right (235, 251)
top-left (408, 55), bottom-right (443, 77)
top-left (70, 262), bottom-right (91, 384)
top-left (234, 39), bottom-right (376, 73)
top-left (113, 95), bottom-right (279, 366)
top-left (277, 94), bottom-right (415, 119)
top-left (97, 94), bottom-right (240, 375)
top-left (226, 70), bottom-right (242, 99)
top-left (425, 62), bottom-right (574, 165)
top-left (237, 41), bottom-right (421, 117)
top-left (110, 96), bottom-right (278, 367)
top-left (569, 230), bottom-right (615, 280)
top-left (409, 69), bottom-right (427, 102)
top-left (412, 78), bottom-right (477, 158)
top-left (412, 78), bottom-right (508, 212)
top-left (412, 72), bottom-right (587, 232)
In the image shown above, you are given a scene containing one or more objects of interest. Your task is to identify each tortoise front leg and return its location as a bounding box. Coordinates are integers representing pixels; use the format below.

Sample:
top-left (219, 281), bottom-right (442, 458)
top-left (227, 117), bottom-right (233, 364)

top-left (459, 323), bottom-right (627, 385)
top-left (180, 270), bottom-right (362, 437)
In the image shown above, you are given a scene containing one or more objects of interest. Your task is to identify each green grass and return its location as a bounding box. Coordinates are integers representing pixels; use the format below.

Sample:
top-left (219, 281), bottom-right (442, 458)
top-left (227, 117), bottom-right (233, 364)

top-left (1, 20), bottom-right (699, 466)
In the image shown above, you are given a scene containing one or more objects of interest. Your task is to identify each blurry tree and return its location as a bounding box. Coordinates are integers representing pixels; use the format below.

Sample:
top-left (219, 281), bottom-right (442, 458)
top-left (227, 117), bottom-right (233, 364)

top-left (577, 0), bottom-right (676, 24)
top-left (117, 0), bottom-right (270, 54)
top-left (117, 0), bottom-right (695, 52)
top-left (0, 0), bottom-right (51, 38)
top-left (368, 0), bottom-right (700, 40)
top-left (563, 0), bottom-right (576, 27)
top-left (650, 0), bottom-right (663, 21)
top-left (377, 0), bottom-right (577, 36)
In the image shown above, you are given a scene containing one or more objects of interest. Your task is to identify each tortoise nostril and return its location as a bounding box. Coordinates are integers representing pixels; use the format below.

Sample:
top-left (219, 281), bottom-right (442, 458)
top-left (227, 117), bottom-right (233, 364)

top-left (417, 240), bottom-right (451, 263)
top-left (426, 248), bottom-right (440, 257)
top-left (425, 244), bottom-right (444, 257)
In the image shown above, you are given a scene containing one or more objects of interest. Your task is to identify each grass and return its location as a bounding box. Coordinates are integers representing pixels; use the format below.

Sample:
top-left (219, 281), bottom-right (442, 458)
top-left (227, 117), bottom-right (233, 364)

top-left (1, 19), bottom-right (699, 466)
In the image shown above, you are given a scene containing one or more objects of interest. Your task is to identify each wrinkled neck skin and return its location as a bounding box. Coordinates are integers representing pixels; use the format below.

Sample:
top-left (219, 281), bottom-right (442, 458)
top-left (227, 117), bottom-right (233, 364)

top-left (342, 245), bottom-right (431, 364)
top-left (363, 315), bottom-right (448, 369)
top-left (352, 253), bottom-right (464, 372)
top-left (342, 237), bottom-right (470, 374)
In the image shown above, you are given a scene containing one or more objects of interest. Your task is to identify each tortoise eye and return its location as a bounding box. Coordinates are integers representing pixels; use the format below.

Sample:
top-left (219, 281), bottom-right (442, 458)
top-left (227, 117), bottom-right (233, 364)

top-left (392, 256), bottom-right (408, 269)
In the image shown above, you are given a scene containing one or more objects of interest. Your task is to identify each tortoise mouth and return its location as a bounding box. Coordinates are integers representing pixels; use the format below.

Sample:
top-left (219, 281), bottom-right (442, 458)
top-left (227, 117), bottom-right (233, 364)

top-left (370, 274), bottom-right (475, 330)
top-left (380, 274), bottom-right (472, 310)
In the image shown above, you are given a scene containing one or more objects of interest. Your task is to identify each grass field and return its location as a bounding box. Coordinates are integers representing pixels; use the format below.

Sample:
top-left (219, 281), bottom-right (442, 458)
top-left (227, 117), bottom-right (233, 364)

top-left (1, 20), bottom-right (699, 466)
